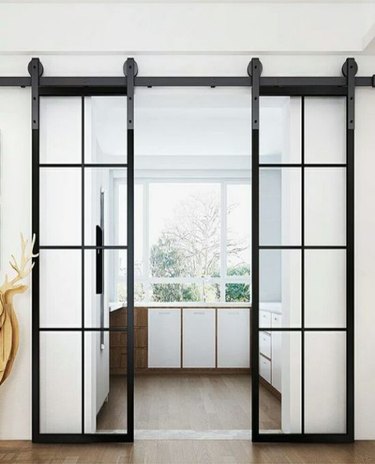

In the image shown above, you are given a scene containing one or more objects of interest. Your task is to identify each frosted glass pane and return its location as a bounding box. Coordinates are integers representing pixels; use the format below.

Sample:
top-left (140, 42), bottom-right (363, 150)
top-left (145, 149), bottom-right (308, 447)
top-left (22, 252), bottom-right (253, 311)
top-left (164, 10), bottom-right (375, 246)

top-left (135, 87), bottom-right (250, 161)
top-left (305, 250), bottom-right (346, 328)
top-left (40, 97), bottom-right (81, 164)
top-left (84, 332), bottom-right (127, 433)
top-left (227, 184), bottom-right (251, 274)
top-left (40, 168), bottom-right (81, 246)
top-left (260, 168), bottom-right (301, 246)
top-left (40, 250), bottom-right (81, 328)
top-left (305, 332), bottom-right (346, 433)
top-left (305, 168), bottom-right (346, 246)
top-left (84, 249), bottom-right (127, 328)
top-left (84, 97), bottom-right (127, 164)
top-left (260, 97), bottom-right (301, 164)
top-left (260, 250), bottom-right (301, 327)
top-left (84, 168), bottom-right (127, 246)
top-left (40, 332), bottom-right (81, 433)
top-left (259, 332), bottom-right (301, 433)
top-left (305, 97), bottom-right (346, 164)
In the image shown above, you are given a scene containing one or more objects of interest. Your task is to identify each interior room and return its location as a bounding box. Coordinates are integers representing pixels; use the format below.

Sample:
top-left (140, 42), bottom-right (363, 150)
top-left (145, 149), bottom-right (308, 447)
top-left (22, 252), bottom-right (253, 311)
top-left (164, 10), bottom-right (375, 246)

top-left (2, 1), bottom-right (375, 463)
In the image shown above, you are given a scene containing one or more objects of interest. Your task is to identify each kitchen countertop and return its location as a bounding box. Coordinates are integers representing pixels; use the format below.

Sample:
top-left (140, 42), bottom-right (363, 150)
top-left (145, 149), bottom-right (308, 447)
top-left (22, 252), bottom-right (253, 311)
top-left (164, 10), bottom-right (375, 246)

top-left (109, 301), bottom-right (282, 313)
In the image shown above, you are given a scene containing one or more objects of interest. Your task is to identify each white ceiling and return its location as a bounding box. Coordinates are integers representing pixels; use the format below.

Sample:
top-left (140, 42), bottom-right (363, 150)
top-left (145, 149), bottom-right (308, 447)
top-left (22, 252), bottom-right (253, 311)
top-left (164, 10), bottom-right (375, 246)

top-left (0, 0), bottom-right (373, 2)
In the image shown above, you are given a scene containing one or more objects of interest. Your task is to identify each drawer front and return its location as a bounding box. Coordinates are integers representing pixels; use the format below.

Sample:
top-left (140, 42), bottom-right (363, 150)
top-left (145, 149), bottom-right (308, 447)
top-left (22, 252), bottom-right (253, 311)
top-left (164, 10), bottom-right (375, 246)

top-left (259, 354), bottom-right (271, 383)
top-left (259, 331), bottom-right (271, 359)
top-left (259, 310), bottom-right (271, 328)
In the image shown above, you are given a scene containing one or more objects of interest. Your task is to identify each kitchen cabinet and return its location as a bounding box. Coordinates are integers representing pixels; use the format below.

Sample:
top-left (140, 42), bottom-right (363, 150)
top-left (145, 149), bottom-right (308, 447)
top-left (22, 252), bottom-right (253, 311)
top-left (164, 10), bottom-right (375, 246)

top-left (183, 309), bottom-right (215, 367)
top-left (271, 313), bottom-right (282, 392)
top-left (259, 309), bottom-right (282, 394)
top-left (148, 308), bottom-right (181, 368)
top-left (217, 309), bottom-right (250, 368)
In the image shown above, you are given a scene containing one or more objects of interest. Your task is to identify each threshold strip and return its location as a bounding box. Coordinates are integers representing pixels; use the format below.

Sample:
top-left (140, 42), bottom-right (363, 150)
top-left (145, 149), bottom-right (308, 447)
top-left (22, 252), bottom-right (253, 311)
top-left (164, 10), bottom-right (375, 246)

top-left (134, 429), bottom-right (255, 440)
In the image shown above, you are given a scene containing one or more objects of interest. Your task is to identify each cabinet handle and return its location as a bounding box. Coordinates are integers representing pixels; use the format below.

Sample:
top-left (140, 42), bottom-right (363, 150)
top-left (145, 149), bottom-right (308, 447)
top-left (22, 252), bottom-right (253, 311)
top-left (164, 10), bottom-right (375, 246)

top-left (159, 311), bottom-right (171, 315)
top-left (193, 311), bottom-right (205, 315)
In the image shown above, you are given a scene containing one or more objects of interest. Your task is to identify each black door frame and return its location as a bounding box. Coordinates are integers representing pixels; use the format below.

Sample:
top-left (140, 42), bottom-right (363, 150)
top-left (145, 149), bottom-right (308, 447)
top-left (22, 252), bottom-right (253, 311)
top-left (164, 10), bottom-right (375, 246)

top-left (1, 56), bottom-right (365, 443)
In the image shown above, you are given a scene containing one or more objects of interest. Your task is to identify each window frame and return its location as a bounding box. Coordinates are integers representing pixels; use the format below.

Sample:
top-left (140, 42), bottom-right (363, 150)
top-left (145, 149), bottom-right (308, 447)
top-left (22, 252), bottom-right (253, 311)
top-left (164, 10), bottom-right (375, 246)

top-left (112, 176), bottom-right (251, 304)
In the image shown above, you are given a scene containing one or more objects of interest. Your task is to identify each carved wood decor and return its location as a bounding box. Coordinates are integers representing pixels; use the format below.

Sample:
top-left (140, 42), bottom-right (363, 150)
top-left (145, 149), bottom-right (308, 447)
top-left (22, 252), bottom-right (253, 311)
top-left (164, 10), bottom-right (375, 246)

top-left (0, 235), bottom-right (37, 385)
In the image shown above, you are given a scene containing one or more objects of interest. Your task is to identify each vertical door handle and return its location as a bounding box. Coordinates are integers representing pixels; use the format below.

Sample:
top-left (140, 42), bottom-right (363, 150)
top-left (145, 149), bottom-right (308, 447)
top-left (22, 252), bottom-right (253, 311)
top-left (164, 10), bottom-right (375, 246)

top-left (96, 225), bottom-right (104, 294)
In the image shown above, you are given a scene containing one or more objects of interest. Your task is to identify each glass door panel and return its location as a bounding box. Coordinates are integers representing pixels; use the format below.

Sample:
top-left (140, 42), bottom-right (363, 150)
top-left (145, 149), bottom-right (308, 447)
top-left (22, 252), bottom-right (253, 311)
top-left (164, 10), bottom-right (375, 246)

top-left (37, 94), bottom-right (132, 441)
top-left (255, 96), bottom-right (350, 440)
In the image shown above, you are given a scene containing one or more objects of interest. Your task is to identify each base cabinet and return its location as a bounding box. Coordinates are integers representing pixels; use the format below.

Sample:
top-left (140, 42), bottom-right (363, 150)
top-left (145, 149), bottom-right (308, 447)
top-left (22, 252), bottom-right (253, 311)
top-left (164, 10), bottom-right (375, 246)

top-left (183, 309), bottom-right (215, 367)
top-left (217, 309), bottom-right (250, 368)
top-left (259, 310), bottom-right (282, 394)
top-left (271, 314), bottom-right (282, 392)
top-left (148, 308), bottom-right (181, 368)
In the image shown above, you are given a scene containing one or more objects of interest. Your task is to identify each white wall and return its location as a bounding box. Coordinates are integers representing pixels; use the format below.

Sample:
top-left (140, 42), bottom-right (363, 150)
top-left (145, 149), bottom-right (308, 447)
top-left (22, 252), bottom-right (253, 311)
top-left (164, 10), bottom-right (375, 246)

top-left (0, 0), bottom-right (375, 441)
top-left (0, 87), bottom-right (31, 439)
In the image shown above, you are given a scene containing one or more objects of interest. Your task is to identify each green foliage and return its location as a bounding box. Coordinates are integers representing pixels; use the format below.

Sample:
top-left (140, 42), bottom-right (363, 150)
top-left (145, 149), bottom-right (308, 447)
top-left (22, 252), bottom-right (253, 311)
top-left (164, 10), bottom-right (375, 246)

top-left (150, 234), bottom-right (200, 302)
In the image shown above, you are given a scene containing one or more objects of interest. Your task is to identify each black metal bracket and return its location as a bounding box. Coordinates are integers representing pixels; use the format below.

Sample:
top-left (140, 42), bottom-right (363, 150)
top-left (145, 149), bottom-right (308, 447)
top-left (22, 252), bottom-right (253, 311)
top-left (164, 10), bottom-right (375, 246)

top-left (124, 58), bottom-right (137, 130)
top-left (249, 58), bottom-right (262, 130)
top-left (29, 58), bottom-right (43, 130)
top-left (343, 58), bottom-right (357, 130)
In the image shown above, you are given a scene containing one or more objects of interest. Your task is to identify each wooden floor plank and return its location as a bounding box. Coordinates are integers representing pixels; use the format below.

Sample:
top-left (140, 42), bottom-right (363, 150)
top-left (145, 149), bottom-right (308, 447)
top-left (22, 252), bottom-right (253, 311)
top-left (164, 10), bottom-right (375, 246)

top-left (0, 441), bottom-right (375, 464)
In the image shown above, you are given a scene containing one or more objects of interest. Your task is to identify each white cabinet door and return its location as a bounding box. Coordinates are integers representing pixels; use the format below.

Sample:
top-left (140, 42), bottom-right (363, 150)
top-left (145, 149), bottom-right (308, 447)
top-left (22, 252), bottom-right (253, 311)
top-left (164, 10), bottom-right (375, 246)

top-left (148, 308), bottom-right (181, 368)
top-left (183, 309), bottom-right (215, 368)
top-left (271, 313), bottom-right (282, 392)
top-left (217, 308), bottom-right (250, 368)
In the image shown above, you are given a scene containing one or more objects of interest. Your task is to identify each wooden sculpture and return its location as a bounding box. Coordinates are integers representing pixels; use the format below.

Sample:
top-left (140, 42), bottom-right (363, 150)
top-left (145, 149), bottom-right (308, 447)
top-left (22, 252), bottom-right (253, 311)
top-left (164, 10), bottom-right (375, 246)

top-left (0, 234), bottom-right (37, 385)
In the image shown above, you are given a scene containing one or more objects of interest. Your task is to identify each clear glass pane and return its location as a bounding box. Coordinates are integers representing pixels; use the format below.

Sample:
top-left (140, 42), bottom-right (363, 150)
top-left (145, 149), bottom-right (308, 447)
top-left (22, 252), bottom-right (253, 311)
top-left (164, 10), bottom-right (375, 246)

top-left (134, 184), bottom-right (144, 278)
top-left (149, 282), bottom-right (221, 303)
top-left (40, 250), bottom-right (81, 328)
top-left (84, 96), bottom-right (127, 164)
top-left (84, 332), bottom-right (127, 433)
top-left (260, 168), bottom-right (301, 246)
top-left (40, 97), bottom-right (81, 164)
top-left (84, 249), bottom-right (127, 328)
top-left (305, 332), bottom-right (346, 433)
top-left (225, 283), bottom-right (250, 303)
top-left (260, 97), bottom-right (301, 164)
top-left (305, 250), bottom-right (346, 328)
top-left (305, 167), bottom-right (346, 246)
top-left (149, 183), bottom-right (221, 279)
top-left (40, 331), bottom-right (81, 433)
top-left (260, 250), bottom-right (301, 328)
top-left (259, 331), bottom-right (301, 433)
top-left (305, 97), bottom-right (346, 164)
top-left (84, 168), bottom-right (127, 246)
top-left (227, 184), bottom-right (251, 275)
top-left (40, 168), bottom-right (81, 246)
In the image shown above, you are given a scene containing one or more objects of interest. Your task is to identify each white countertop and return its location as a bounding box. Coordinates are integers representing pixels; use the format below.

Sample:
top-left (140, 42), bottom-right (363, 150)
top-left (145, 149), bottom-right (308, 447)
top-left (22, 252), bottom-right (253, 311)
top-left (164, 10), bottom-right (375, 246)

top-left (109, 301), bottom-right (282, 313)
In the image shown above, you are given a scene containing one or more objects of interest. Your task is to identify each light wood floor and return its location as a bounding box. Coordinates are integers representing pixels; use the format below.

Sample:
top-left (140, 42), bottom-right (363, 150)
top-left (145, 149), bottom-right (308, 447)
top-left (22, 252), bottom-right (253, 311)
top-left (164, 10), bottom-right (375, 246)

top-left (1, 440), bottom-right (375, 463)
top-left (97, 374), bottom-right (281, 432)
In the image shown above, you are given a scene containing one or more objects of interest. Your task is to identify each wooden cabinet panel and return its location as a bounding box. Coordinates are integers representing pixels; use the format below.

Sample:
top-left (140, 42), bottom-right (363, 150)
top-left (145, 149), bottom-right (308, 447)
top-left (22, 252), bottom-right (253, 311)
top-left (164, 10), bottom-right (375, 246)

top-left (135, 327), bottom-right (147, 348)
top-left (135, 307), bottom-right (148, 327)
top-left (217, 309), bottom-right (250, 368)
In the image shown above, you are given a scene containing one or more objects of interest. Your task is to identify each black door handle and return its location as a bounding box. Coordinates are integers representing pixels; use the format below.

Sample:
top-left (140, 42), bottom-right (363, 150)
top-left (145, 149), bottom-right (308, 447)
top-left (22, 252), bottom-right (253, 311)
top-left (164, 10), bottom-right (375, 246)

top-left (96, 225), bottom-right (104, 294)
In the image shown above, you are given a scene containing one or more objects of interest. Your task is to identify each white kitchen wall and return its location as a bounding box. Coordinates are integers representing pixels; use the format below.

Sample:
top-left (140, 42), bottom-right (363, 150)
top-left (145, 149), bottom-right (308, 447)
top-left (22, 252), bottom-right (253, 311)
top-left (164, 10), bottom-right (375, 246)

top-left (0, 0), bottom-right (374, 441)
